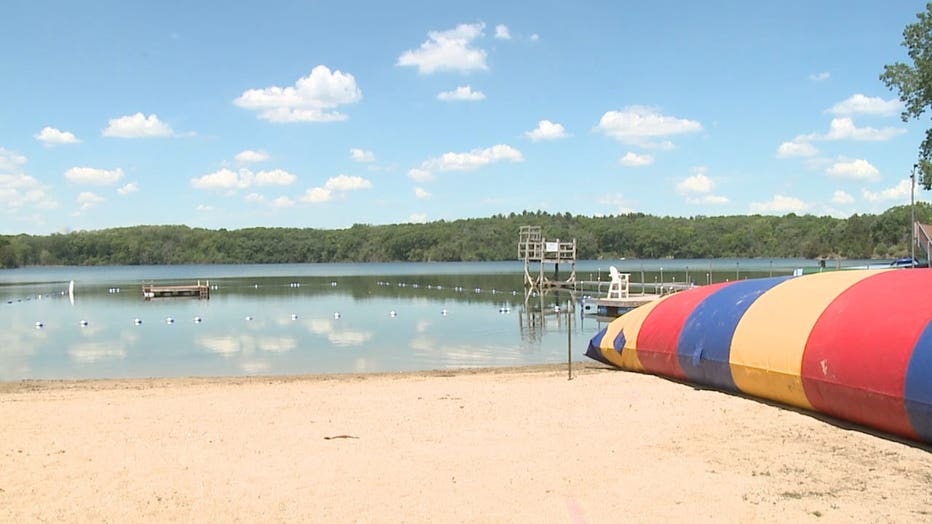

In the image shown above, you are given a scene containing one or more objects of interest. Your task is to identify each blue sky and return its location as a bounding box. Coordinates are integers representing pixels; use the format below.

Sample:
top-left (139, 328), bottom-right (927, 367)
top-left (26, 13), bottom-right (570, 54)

top-left (2, 1), bottom-right (930, 235)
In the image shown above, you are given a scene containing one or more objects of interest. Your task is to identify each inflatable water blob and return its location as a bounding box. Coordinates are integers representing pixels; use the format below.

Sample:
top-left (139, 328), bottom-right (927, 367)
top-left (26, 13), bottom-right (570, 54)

top-left (586, 269), bottom-right (932, 444)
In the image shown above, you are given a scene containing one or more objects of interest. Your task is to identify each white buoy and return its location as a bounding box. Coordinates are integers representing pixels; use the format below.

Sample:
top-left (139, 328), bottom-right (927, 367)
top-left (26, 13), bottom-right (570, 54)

top-left (389, 310), bottom-right (397, 318)
top-left (194, 316), bottom-right (202, 323)
top-left (441, 308), bottom-right (448, 316)
top-left (245, 315), bottom-right (253, 321)
top-left (35, 321), bottom-right (44, 329)
top-left (166, 317), bottom-right (174, 324)
top-left (134, 318), bottom-right (142, 325)
top-left (80, 320), bottom-right (88, 327)
top-left (332, 312), bottom-right (340, 320)
top-left (292, 313), bottom-right (299, 320)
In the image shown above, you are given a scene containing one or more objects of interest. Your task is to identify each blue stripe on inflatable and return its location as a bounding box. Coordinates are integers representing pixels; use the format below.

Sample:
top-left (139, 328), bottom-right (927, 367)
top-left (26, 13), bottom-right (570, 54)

top-left (905, 320), bottom-right (932, 442)
top-left (612, 329), bottom-right (627, 353)
top-left (677, 276), bottom-right (792, 391)
top-left (585, 327), bottom-right (612, 365)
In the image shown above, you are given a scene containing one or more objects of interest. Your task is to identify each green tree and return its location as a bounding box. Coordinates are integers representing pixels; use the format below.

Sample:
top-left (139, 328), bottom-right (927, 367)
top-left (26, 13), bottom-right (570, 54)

top-left (880, 2), bottom-right (932, 187)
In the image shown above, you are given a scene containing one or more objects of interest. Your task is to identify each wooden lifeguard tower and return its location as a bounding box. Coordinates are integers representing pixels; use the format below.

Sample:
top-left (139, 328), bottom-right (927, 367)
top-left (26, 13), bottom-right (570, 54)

top-left (518, 226), bottom-right (577, 290)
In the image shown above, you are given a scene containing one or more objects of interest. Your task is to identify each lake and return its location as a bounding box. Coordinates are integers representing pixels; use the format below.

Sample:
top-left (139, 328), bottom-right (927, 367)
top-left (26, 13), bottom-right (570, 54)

top-left (0, 258), bottom-right (882, 380)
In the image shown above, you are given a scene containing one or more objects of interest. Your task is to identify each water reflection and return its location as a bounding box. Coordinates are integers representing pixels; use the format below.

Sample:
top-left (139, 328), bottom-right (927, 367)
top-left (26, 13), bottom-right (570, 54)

top-left (0, 268), bottom-right (601, 380)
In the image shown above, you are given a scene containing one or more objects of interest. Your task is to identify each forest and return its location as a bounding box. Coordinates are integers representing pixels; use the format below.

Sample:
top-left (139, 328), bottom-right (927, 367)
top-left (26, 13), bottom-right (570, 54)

top-left (1, 203), bottom-right (931, 268)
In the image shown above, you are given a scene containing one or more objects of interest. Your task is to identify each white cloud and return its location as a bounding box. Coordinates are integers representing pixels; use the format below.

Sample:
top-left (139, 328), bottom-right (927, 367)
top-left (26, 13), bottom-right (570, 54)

top-left (826, 158), bottom-right (880, 181)
top-left (436, 144), bottom-right (522, 171)
top-left (272, 196), bottom-right (295, 208)
top-left (827, 94), bottom-right (903, 116)
top-left (831, 190), bottom-right (854, 205)
top-left (117, 182), bottom-right (138, 195)
top-left (244, 193), bottom-right (265, 203)
top-left (408, 168), bottom-right (434, 182)
top-left (324, 174), bottom-right (372, 191)
top-left (862, 179), bottom-right (911, 203)
top-left (803, 117), bottom-right (904, 142)
top-left (596, 106), bottom-right (702, 148)
top-left (410, 144), bottom-right (523, 181)
top-left (619, 152), bottom-right (654, 166)
top-left (494, 24), bottom-right (511, 40)
top-left (750, 194), bottom-right (808, 214)
top-left (235, 150), bottom-right (269, 163)
top-left (437, 85), bottom-right (486, 101)
top-left (397, 22), bottom-right (488, 74)
top-left (0, 149), bottom-right (58, 212)
top-left (676, 172), bottom-right (714, 194)
top-left (298, 175), bottom-right (373, 204)
top-left (196, 204), bottom-right (214, 212)
top-left (676, 169), bottom-right (728, 205)
top-left (35, 126), bottom-right (80, 145)
top-left (191, 168), bottom-right (296, 190)
top-left (65, 167), bottom-right (124, 185)
top-left (350, 148), bottom-right (375, 163)
top-left (809, 71), bottom-right (830, 81)
top-left (408, 213), bottom-right (428, 223)
top-left (530, 33), bottom-right (540, 41)
top-left (525, 120), bottom-right (568, 142)
top-left (0, 147), bottom-right (27, 172)
top-left (234, 65), bottom-right (362, 123)
top-left (776, 140), bottom-right (818, 158)
top-left (414, 187), bottom-right (431, 199)
top-left (192, 168), bottom-right (243, 190)
top-left (103, 113), bottom-right (173, 138)
top-left (300, 187), bottom-right (332, 203)
top-left (255, 169), bottom-right (297, 186)
top-left (77, 191), bottom-right (105, 210)
top-left (0, 175), bottom-right (53, 211)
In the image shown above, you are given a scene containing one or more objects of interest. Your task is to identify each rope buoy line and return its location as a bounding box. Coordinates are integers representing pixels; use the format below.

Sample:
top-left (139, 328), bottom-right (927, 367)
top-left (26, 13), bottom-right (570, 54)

top-left (11, 278), bottom-right (574, 330)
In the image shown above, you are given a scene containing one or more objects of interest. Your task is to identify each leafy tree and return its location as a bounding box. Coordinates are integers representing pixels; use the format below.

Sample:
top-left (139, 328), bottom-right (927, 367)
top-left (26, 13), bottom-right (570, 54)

top-left (881, 3), bottom-right (932, 187)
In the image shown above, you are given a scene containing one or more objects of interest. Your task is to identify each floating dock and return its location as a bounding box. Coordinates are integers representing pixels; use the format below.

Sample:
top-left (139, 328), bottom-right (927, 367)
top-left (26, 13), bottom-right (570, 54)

top-left (580, 267), bottom-right (688, 316)
top-left (142, 281), bottom-right (210, 300)
top-left (585, 294), bottom-right (662, 316)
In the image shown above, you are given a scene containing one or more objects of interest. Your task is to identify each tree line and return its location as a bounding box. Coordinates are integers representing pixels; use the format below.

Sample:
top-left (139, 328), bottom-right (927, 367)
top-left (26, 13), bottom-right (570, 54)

top-left (1, 204), bottom-right (930, 268)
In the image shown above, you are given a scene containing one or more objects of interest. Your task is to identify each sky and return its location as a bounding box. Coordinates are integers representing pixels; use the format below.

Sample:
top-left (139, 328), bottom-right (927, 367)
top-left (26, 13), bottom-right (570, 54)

top-left (2, 1), bottom-right (931, 235)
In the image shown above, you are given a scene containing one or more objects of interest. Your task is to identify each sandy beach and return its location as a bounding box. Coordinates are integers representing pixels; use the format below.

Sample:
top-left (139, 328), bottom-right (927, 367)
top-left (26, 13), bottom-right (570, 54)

top-left (1, 363), bottom-right (929, 523)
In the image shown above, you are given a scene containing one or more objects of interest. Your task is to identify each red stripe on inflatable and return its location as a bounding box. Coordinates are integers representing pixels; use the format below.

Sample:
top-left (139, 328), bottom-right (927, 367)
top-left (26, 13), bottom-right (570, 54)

top-left (802, 270), bottom-right (932, 440)
top-left (636, 282), bottom-right (733, 379)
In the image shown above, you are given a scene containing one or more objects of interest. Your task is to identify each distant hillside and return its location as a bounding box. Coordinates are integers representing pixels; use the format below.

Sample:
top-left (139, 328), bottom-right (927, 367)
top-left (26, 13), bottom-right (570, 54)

top-left (2, 204), bottom-right (930, 268)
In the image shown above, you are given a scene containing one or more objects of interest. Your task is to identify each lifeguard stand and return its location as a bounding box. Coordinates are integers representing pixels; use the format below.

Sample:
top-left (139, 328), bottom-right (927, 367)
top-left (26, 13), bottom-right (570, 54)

top-left (518, 225), bottom-right (577, 290)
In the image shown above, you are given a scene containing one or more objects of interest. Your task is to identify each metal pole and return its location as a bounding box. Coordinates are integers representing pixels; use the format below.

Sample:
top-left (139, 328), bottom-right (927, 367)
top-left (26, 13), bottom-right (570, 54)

top-left (911, 164), bottom-right (917, 264)
top-left (566, 304), bottom-right (572, 380)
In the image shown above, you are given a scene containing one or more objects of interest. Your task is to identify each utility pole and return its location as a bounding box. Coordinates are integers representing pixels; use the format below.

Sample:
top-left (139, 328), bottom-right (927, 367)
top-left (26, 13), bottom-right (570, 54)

top-left (911, 164), bottom-right (917, 265)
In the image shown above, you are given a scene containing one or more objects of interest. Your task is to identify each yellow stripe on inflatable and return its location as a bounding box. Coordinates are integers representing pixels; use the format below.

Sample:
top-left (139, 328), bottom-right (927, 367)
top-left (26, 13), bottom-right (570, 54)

top-left (598, 296), bottom-right (671, 372)
top-left (730, 270), bottom-right (882, 409)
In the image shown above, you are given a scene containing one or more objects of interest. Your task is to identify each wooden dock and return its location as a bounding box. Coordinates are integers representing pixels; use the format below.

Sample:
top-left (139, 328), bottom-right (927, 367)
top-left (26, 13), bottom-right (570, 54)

top-left (583, 295), bottom-right (661, 316)
top-left (142, 281), bottom-right (210, 300)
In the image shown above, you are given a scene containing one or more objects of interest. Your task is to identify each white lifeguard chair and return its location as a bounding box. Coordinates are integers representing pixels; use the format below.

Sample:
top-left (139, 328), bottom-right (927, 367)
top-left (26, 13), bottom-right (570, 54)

top-left (606, 266), bottom-right (630, 300)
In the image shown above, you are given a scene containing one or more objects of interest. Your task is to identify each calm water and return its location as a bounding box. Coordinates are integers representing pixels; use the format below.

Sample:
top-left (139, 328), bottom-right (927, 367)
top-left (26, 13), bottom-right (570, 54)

top-left (0, 259), bottom-right (880, 380)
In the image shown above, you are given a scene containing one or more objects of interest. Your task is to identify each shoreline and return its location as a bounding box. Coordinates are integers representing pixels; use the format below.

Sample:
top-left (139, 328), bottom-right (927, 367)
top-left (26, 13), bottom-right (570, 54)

top-left (0, 362), bottom-right (581, 393)
top-left (2, 362), bottom-right (929, 522)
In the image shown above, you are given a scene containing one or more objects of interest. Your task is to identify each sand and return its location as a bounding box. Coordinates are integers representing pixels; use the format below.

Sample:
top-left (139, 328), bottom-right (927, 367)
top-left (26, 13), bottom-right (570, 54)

top-left (1, 363), bottom-right (929, 523)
